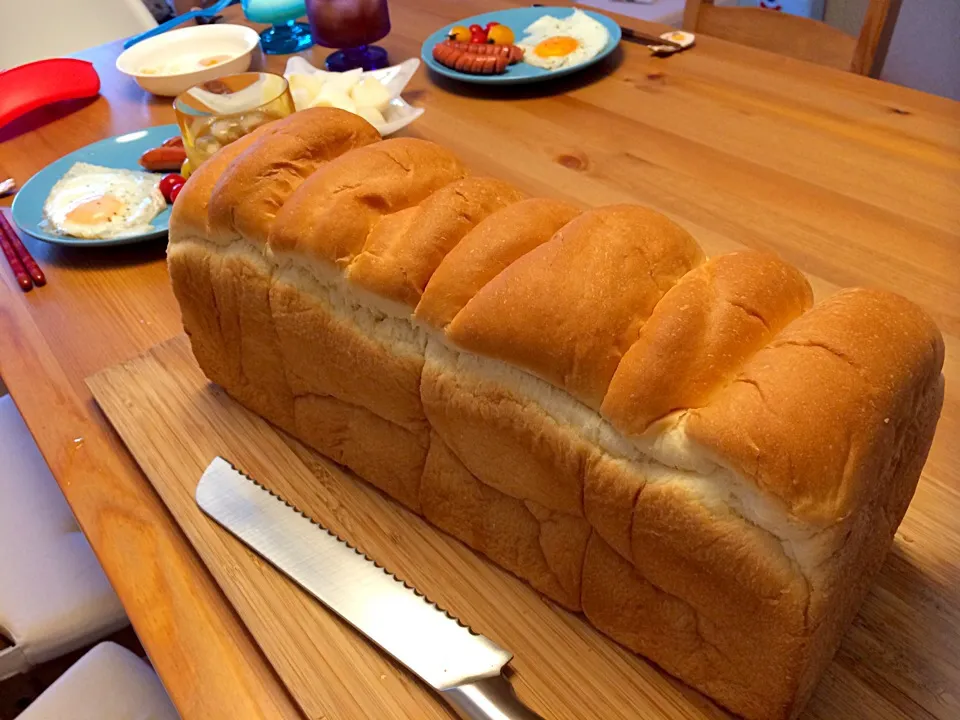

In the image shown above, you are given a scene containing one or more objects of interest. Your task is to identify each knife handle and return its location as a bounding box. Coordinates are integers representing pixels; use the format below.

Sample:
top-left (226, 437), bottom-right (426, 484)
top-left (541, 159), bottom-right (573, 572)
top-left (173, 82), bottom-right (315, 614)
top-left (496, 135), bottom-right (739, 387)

top-left (441, 675), bottom-right (544, 720)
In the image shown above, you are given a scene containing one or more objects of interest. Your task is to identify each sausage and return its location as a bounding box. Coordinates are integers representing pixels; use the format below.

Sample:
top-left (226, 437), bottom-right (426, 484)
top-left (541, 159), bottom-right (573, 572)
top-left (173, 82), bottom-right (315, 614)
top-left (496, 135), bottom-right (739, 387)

top-left (448, 47), bottom-right (505, 75)
top-left (454, 51), bottom-right (472, 73)
top-left (434, 43), bottom-right (467, 72)
top-left (479, 55), bottom-right (506, 74)
top-left (139, 144), bottom-right (187, 172)
top-left (440, 40), bottom-right (523, 62)
top-left (433, 43), bottom-right (457, 64)
top-left (161, 136), bottom-right (184, 148)
top-left (432, 41), bottom-right (517, 75)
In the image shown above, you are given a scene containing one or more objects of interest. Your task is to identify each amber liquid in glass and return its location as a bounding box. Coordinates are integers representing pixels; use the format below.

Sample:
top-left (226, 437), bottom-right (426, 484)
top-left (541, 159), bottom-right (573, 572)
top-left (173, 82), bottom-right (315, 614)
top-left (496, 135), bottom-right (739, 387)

top-left (174, 73), bottom-right (295, 169)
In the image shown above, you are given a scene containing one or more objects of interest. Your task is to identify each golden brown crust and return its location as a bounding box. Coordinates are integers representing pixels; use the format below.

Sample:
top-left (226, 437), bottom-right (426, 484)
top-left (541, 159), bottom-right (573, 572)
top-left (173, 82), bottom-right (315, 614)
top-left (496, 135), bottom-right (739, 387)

top-left (167, 242), bottom-right (236, 389)
top-left (602, 251), bottom-right (813, 435)
top-left (583, 454), bottom-right (642, 561)
top-left (293, 392), bottom-right (429, 512)
top-left (168, 115), bottom-right (947, 720)
top-left (420, 433), bottom-right (589, 609)
top-left (268, 138), bottom-right (467, 266)
top-left (270, 274), bottom-right (427, 432)
top-left (584, 370), bottom-right (944, 720)
top-left (416, 198), bottom-right (582, 329)
top-left (581, 533), bottom-right (804, 720)
top-left (214, 251), bottom-right (296, 429)
top-left (790, 374), bottom-right (944, 717)
top-left (206, 108), bottom-right (380, 244)
top-left (169, 129), bottom-right (270, 243)
top-left (346, 177), bottom-right (527, 307)
top-left (686, 287), bottom-right (945, 524)
top-left (421, 341), bottom-right (589, 516)
top-left (447, 205), bottom-right (706, 408)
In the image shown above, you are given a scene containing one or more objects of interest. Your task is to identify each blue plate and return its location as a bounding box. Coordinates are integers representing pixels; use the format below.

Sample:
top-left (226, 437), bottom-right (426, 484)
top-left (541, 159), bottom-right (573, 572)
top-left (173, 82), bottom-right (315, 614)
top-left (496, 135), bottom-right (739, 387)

top-left (12, 124), bottom-right (180, 247)
top-left (420, 7), bottom-right (621, 85)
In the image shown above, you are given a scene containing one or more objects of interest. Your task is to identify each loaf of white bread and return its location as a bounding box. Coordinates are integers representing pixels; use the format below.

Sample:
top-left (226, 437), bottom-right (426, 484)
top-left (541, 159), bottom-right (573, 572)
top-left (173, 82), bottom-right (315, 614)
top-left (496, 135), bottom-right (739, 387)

top-left (167, 109), bottom-right (945, 720)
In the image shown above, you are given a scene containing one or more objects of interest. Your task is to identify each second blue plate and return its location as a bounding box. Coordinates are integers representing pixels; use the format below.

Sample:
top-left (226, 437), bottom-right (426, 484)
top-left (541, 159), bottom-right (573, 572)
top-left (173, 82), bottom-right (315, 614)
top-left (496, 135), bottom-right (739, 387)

top-left (420, 7), bottom-right (621, 85)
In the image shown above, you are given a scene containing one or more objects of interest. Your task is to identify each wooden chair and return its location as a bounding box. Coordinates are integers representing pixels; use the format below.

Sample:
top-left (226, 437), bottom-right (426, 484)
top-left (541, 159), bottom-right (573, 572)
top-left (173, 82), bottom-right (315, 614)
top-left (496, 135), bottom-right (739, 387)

top-left (682, 0), bottom-right (899, 76)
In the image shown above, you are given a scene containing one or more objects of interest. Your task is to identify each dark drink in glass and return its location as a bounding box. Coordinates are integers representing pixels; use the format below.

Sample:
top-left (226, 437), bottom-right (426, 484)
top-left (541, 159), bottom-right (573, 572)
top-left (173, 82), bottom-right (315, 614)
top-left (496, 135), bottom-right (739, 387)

top-left (306, 0), bottom-right (391, 71)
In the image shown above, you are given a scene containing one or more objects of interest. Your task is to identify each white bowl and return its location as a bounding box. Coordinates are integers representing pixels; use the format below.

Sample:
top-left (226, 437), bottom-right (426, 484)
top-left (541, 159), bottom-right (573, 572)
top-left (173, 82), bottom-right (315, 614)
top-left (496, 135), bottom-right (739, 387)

top-left (116, 24), bottom-right (261, 97)
top-left (284, 56), bottom-right (425, 137)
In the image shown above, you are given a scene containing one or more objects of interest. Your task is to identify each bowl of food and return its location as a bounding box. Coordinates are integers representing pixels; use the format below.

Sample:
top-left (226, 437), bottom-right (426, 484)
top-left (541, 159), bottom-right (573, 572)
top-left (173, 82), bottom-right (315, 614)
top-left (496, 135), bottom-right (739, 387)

top-left (116, 24), bottom-right (261, 97)
top-left (284, 56), bottom-right (424, 136)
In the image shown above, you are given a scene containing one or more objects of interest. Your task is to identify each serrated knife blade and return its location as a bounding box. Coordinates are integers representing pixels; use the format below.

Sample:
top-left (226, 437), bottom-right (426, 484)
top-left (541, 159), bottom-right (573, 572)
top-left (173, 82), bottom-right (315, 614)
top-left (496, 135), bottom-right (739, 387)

top-left (196, 457), bottom-right (543, 720)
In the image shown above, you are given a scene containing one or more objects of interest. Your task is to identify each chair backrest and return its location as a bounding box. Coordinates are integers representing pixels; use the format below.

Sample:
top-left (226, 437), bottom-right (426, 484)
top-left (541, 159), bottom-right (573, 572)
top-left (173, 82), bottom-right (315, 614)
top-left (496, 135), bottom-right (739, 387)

top-left (0, 0), bottom-right (156, 68)
top-left (682, 0), bottom-right (897, 75)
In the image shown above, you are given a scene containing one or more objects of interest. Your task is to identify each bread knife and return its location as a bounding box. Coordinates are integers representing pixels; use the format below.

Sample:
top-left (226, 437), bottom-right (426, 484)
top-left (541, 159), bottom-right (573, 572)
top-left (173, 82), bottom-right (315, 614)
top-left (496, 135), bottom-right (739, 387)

top-left (196, 457), bottom-right (544, 720)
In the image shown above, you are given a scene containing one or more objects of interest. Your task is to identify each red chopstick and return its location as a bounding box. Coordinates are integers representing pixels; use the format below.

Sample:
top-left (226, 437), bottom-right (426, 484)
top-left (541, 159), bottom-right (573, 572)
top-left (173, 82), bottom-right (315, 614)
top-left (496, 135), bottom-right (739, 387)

top-left (0, 211), bottom-right (45, 289)
top-left (0, 218), bottom-right (31, 291)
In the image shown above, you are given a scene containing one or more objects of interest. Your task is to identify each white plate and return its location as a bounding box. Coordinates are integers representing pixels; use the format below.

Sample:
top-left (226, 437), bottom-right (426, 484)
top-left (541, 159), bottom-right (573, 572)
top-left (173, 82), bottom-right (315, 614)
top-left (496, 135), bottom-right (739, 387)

top-left (283, 57), bottom-right (424, 137)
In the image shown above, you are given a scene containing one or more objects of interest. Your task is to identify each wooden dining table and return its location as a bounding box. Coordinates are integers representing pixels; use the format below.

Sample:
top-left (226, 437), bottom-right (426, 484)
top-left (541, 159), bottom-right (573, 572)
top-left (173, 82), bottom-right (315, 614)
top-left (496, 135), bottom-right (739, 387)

top-left (1, 1), bottom-right (958, 718)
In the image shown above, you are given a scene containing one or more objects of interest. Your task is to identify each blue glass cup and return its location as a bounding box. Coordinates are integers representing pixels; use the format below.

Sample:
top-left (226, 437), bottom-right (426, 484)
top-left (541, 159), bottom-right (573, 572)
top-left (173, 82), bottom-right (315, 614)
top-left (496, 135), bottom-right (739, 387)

top-left (242, 0), bottom-right (314, 54)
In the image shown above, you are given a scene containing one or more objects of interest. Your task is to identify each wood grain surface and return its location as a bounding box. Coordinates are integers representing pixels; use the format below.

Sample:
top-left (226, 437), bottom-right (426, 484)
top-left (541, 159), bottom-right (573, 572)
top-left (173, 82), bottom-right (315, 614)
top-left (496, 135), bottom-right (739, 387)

top-left (88, 335), bottom-right (959, 720)
top-left (0, 1), bottom-right (958, 717)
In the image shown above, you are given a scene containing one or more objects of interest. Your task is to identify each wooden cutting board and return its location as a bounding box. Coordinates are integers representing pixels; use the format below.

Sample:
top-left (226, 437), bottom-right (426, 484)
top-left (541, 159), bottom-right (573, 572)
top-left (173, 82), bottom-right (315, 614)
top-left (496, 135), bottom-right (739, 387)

top-left (87, 335), bottom-right (959, 720)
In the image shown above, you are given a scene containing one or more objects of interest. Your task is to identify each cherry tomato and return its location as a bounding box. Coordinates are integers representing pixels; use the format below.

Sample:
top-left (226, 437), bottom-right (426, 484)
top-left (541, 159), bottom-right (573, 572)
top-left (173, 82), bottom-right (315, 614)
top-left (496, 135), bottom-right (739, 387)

top-left (486, 25), bottom-right (515, 45)
top-left (447, 25), bottom-right (470, 42)
top-left (484, 21), bottom-right (500, 31)
top-left (159, 173), bottom-right (186, 202)
top-left (169, 182), bottom-right (185, 203)
top-left (468, 23), bottom-right (487, 43)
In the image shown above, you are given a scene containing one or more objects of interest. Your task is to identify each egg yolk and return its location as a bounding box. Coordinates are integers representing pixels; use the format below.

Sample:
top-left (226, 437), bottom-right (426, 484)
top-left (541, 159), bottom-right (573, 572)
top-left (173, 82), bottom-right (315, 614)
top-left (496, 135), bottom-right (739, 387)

top-left (198, 55), bottom-right (230, 68)
top-left (65, 195), bottom-right (124, 225)
top-left (534, 36), bottom-right (580, 58)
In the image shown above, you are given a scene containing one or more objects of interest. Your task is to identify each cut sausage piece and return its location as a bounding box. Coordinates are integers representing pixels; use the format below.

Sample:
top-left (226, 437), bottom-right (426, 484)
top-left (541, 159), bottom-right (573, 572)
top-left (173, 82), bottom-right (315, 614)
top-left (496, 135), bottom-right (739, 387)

top-left (431, 40), bottom-right (523, 75)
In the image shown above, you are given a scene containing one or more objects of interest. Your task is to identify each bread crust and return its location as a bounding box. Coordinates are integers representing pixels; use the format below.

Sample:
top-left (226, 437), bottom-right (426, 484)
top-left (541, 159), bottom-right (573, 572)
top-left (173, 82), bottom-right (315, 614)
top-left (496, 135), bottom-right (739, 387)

top-left (170, 110), bottom-right (379, 432)
top-left (602, 251), bottom-right (813, 435)
top-left (207, 108), bottom-right (380, 245)
top-left (167, 115), bottom-right (945, 720)
top-left (269, 138), bottom-right (467, 266)
top-left (448, 205), bottom-right (706, 408)
top-left (416, 198), bottom-right (581, 329)
top-left (170, 125), bottom-right (277, 244)
top-left (686, 287), bottom-right (944, 524)
top-left (421, 433), bottom-right (590, 609)
top-left (347, 177), bottom-right (527, 307)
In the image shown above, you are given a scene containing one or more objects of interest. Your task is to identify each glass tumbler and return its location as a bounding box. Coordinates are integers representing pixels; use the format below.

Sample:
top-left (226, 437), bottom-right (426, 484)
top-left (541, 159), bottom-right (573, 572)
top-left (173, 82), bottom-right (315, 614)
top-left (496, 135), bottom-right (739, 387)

top-left (174, 72), bottom-right (295, 170)
top-left (242, 0), bottom-right (314, 54)
top-left (306, 0), bottom-right (391, 71)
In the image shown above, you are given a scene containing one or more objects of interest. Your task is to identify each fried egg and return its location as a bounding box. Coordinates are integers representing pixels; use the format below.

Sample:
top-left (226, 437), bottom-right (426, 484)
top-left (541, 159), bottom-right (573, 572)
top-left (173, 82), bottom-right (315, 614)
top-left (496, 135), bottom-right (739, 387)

top-left (42, 163), bottom-right (166, 239)
top-left (517, 10), bottom-right (610, 71)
